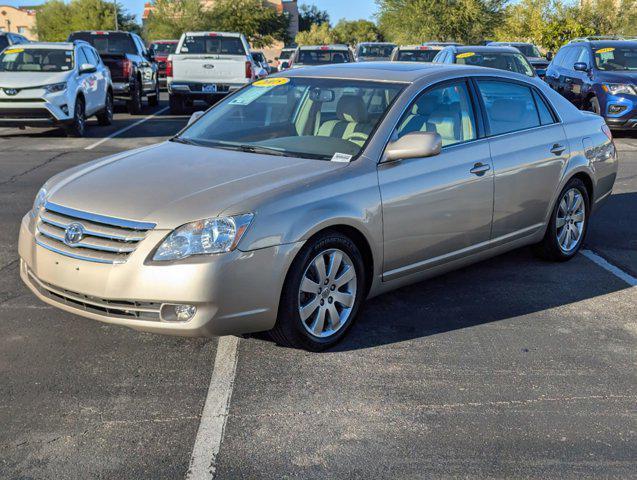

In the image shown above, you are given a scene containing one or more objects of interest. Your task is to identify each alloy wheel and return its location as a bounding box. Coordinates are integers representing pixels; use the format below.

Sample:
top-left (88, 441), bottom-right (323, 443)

top-left (556, 187), bottom-right (586, 253)
top-left (298, 248), bottom-right (357, 338)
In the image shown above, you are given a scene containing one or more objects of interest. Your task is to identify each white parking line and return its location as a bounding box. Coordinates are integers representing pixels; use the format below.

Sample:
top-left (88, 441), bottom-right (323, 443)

top-left (84, 106), bottom-right (169, 151)
top-left (186, 336), bottom-right (240, 480)
top-left (581, 249), bottom-right (637, 287)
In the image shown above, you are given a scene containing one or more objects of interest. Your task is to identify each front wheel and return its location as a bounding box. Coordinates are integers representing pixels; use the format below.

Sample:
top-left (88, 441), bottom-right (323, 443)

top-left (65, 96), bottom-right (86, 137)
top-left (534, 177), bottom-right (590, 261)
top-left (269, 231), bottom-right (366, 351)
top-left (127, 80), bottom-right (143, 115)
top-left (96, 91), bottom-right (113, 126)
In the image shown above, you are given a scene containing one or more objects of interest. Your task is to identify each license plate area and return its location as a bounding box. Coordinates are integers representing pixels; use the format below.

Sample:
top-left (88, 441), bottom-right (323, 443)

top-left (202, 84), bottom-right (217, 93)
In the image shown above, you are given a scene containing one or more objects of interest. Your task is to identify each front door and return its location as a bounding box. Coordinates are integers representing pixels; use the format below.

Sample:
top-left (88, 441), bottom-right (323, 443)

top-left (378, 80), bottom-right (494, 281)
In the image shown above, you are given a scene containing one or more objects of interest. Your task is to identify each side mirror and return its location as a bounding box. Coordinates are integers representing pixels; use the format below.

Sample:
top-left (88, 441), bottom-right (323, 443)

top-left (187, 111), bottom-right (205, 126)
top-left (573, 62), bottom-right (588, 72)
top-left (79, 63), bottom-right (97, 74)
top-left (384, 131), bottom-right (442, 162)
top-left (546, 51), bottom-right (553, 61)
top-left (281, 61), bottom-right (289, 69)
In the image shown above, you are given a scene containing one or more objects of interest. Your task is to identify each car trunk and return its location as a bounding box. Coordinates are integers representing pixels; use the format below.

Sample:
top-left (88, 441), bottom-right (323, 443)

top-left (172, 54), bottom-right (247, 85)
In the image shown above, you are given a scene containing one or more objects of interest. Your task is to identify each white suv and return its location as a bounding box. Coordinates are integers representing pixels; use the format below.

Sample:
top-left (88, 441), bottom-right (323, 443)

top-left (0, 41), bottom-right (113, 136)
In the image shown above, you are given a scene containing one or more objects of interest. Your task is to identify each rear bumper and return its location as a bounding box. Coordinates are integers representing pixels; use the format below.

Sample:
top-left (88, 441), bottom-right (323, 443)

top-left (168, 81), bottom-right (244, 98)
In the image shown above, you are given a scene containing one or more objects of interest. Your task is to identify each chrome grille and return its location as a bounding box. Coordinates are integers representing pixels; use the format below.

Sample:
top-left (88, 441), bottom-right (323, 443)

top-left (35, 202), bottom-right (155, 264)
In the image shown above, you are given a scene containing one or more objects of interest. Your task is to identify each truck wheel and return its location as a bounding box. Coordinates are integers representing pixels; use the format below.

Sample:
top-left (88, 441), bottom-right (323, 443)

top-left (65, 96), bottom-right (86, 137)
top-left (127, 80), bottom-right (143, 115)
top-left (589, 96), bottom-right (601, 115)
top-left (96, 91), bottom-right (113, 126)
top-left (169, 94), bottom-right (184, 114)
top-left (148, 80), bottom-right (160, 107)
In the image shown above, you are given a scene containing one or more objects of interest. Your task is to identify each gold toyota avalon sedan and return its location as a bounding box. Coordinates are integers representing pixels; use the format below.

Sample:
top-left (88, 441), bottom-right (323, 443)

top-left (19, 63), bottom-right (617, 351)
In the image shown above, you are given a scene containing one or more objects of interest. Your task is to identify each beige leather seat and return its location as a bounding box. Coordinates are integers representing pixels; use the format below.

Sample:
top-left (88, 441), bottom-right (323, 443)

top-left (317, 95), bottom-right (372, 146)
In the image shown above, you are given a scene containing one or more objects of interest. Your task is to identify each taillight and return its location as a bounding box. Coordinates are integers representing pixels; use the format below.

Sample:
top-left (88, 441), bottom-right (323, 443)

top-left (166, 59), bottom-right (173, 78)
top-left (601, 123), bottom-right (613, 141)
top-left (245, 60), bottom-right (253, 79)
top-left (121, 59), bottom-right (132, 78)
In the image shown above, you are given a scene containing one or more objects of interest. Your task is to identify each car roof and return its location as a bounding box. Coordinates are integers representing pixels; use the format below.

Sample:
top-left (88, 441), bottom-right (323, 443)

top-left (152, 39), bottom-right (178, 44)
top-left (13, 42), bottom-right (76, 50)
top-left (488, 41), bottom-right (533, 46)
top-left (397, 45), bottom-right (444, 50)
top-left (451, 45), bottom-right (521, 53)
top-left (298, 45), bottom-right (350, 50)
top-left (586, 40), bottom-right (637, 48)
top-left (357, 42), bottom-right (396, 46)
top-left (273, 61), bottom-right (527, 83)
top-left (183, 31), bottom-right (243, 37)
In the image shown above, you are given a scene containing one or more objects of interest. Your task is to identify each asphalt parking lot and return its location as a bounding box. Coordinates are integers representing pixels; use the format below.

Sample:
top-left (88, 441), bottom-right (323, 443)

top-left (0, 95), bottom-right (635, 479)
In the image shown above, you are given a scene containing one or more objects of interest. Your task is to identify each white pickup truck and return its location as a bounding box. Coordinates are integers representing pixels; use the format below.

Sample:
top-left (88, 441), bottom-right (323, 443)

top-left (167, 31), bottom-right (266, 113)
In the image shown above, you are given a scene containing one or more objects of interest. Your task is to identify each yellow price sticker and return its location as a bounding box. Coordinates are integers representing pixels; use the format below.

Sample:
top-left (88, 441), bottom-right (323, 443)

top-left (3, 48), bottom-right (24, 55)
top-left (456, 52), bottom-right (475, 59)
top-left (253, 77), bottom-right (290, 87)
top-left (596, 47), bottom-right (615, 54)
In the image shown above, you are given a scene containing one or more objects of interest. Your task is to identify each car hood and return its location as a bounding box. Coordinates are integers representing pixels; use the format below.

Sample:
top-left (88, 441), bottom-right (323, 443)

top-left (46, 141), bottom-right (348, 229)
top-left (596, 71), bottom-right (637, 84)
top-left (0, 71), bottom-right (70, 89)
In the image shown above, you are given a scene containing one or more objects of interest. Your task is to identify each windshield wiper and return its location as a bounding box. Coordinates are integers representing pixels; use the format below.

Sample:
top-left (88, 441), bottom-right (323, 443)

top-left (235, 144), bottom-right (289, 157)
top-left (170, 136), bottom-right (198, 146)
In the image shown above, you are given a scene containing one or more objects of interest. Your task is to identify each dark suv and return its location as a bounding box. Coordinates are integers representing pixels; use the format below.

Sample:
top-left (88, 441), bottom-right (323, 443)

top-left (545, 38), bottom-right (637, 130)
top-left (0, 32), bottom-right (30, 51)
top-left (68, 31), bottom-right (159, 114)
top-left (487, 42), bottom-right (550, 78)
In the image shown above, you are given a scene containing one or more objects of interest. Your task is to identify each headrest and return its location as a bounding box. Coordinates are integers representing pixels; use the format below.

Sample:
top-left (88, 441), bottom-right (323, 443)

top-left (489, 98), bottom-right (526, 123)
top-left (337, 95), bottom-right (368, 123)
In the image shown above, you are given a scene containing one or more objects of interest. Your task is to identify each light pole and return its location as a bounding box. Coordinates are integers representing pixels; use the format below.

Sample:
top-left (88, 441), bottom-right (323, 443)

top-left (114, 0), bottom-right (118, 30)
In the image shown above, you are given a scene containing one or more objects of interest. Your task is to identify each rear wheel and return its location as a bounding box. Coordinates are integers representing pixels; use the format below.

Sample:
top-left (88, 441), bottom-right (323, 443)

top-left (65, 96), bottom-right (86, 137)
top-left (534, 177), bottom-right (589, 262)
top-left (148, 79), bottom-right (160, 107)
top-left (127, 80), bottom-right (143, 115)
top-left (96, 91), bottom-right (113, 126)
top-left (269, 231), bottom-right (366, 351)
top-left (169, 93), bottom-right (185, 114)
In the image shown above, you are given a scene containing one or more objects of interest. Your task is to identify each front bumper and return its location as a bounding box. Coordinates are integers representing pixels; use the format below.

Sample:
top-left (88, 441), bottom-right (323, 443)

top-left (601, 92), bottom-right (637, 130)
top-left (0, 96), bottom-right (73, 128)
top-left (18, 213), bottom-right (302, 337)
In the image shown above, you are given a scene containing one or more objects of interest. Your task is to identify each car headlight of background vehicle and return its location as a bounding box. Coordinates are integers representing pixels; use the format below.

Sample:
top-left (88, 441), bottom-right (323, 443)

top-left (44, 83), bottom-right (67, 94)
top-left (602, 83), bottom-right (637, 95)
top-left (31, 186), bottom-right (48, 217)
top-left (153, 214), bottom-right (254, 261)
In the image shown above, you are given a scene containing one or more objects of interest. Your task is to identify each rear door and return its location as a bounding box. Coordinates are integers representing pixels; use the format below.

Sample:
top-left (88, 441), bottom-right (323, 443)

top-left (475, 78), bottom-right (568, 241)
top-left (76, 47), bottom-right (98, 113)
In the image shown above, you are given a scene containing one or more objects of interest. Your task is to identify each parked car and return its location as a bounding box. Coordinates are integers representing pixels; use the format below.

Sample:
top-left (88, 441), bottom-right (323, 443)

top-left (149, 39), bottom-right (178, 89)
top-left (20, 63), bottom-right (617, 350)
top-left (68, 31), bottom-right (159, 115)
top-left (290, 45), bottom-right (354, 68)
top-left (276, 47), bottom-right (295, 71)
top-left (167, 31), bottom-right (265, 114)
top-left (433, 45), bottom-right (536, 77)
top-left (390, 45), bottom-right (444, 62)
top-left (0, 41), bottom-right (112, 136)
top-left (251, 51), bottom-right (273, 74)
top-left (354, 42), bottom-right (397, 62)
top-left (0, 32), bottom-right (30, 51)
top-left (488, 41), bottom-right (550, 78)
top-left (545, 38), bottom-right (637, 130)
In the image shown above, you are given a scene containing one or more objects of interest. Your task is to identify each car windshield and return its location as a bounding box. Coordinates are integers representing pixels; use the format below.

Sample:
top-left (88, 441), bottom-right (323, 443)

top-left (358, 45), bottom-right (395, 58)
top-left (594, 46), bottom-right (637, 71)
top-left (0, 48), bottom-right (74, 72)
top-left (180, 35), bottom-right (245, 55)
top-left (396, 49), bottom-right (439, 62)
top-left (252, 52), bottom-right (266, 63)
top-left (455, 51), bottom-right (535, 76)
top-left (69, 32), bottom-right (136, 55)
top-left (150, 43), bottom-right (176, 55)
top-left (512, 44), bottom-right (542, 57)
top-left (296, 50), bottom-right (352, 65)
top-left (178, 77), bottom-right (404, 160)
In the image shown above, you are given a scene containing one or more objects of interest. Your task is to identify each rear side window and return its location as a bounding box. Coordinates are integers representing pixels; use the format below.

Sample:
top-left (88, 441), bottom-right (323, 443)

top-left (180, 35), bottom-right (245, 55)
top-left (551, 48), bottom-right (567, 66)
top-left (532, 90), bottom-right (556, 125)
top-left (477, 80), bottom-right (541, 135)
top-left (561, 47), bottom-right (580, 69)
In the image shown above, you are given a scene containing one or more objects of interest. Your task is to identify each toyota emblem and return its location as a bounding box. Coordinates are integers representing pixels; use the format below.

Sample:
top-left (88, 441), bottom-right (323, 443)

top-left (64, 223), bottom-right (85, 246)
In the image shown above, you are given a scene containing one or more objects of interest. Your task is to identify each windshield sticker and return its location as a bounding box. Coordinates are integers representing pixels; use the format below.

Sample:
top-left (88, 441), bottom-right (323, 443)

top-left (3, 49), bottom-right (23, 55)
top-left (596, 47), bottom-right (615, 54)
top-left (253, 77), bottom-right (290, 87)
top-left (331, 152), bottom-right (352, 163)
top-left (456, 52), bottom-right (475, 59)
top-left (229, 87), bottom-right (272, 105)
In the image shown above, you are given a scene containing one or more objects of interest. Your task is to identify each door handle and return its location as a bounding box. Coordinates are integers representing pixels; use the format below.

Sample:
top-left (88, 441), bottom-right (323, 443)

top-left (550, 144), bottom-right (566, 156)
top-left (470, 162), bottom-right (491, 176)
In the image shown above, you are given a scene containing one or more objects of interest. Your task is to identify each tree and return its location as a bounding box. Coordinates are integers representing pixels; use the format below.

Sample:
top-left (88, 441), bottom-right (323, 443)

top-left (144, 0), bottom-right (207, 41)
top-left (36, 0), bottom-right (72, 41)
top-left (295, 23), bottom-right (338, 46)
top-left (333, 19), bottom-right (382, 45)
top-left (298, 4), bottom-right (330, 32)
top-left (377, 0), bottom-right (506, 45)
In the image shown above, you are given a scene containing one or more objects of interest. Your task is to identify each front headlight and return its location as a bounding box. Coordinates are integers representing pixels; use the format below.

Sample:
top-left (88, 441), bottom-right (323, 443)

top-left (31, 186), bottom-right (48, 217)
top-left (602, 83), bottom-right (637, 95)
top-left (153, 214), bottom-right (254, 261)
top-left (44, 82), bottom-right (67, 94)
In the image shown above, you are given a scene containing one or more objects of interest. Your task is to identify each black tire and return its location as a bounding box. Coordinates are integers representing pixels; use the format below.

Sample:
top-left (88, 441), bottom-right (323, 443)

top-left (148, 79), bottom-right (160, 107)
top-left (127, 80), bottom-right (143, 115)
top-left (169, 93), bottom-right (184, 114)
top-left (64, 96), bottom-right (86, 137)
top-left (534, 177), bottom-right (590, 262)
top-left (96, 91), bottom-right (113, 126)
top-left (269, 231), bottom-right (366, 351)
top-left (589, 96), bottom-right (601, 115)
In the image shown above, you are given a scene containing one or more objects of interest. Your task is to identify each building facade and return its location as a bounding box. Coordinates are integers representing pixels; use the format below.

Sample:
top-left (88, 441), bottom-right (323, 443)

top-left (0, 5), bottom-right (37, 40)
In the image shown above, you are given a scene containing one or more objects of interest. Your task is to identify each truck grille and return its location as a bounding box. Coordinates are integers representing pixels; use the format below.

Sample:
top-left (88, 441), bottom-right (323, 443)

top-left (35, 202), bottom-right (155, 264)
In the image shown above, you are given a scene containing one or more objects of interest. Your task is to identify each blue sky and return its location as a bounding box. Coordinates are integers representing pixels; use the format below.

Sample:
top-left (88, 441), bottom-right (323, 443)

top-left (5, 0), bottom-right (377, 23)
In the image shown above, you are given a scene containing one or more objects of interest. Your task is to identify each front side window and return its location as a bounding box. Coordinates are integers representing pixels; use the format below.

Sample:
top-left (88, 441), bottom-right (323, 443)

top-left (180, 35), bottom-right (245, 55)
top-left (179, 78), bottom-right (404, 160)
top-left (0, 48), bottom-right (74, 72)
top-left (455, 51), bottom-right (535, 77)
top-left (296, 50), bottom-right (352, 65)
top-left (477, 80), bottom-right (542, 135)
top-left (397, 81), bottom-right (477, 147)
top-left (594, 45), bottom-right (637, 71)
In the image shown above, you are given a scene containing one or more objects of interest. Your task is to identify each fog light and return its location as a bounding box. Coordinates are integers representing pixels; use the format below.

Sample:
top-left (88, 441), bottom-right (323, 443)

top-left (60, 105), bottom-right (69, 115)
top-left (608, 104), bottom-right (627, 114)
top-left (160, 303), bottom-right (197, 322)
